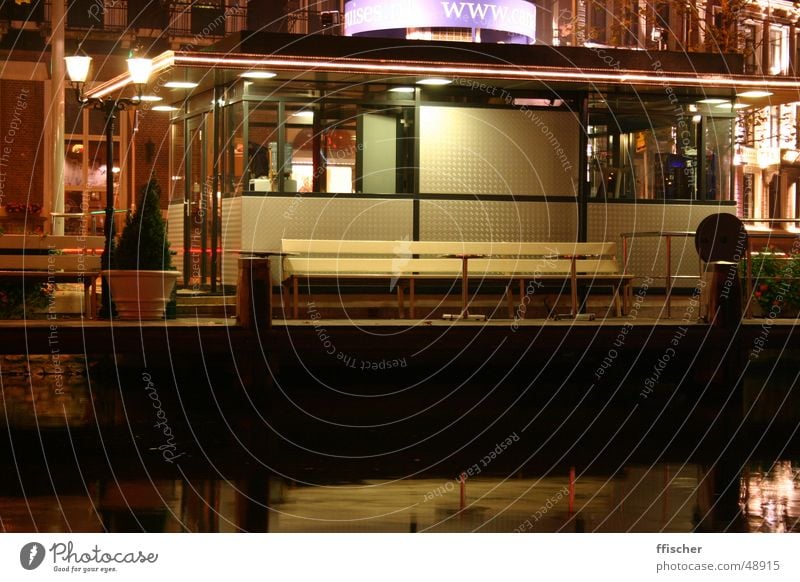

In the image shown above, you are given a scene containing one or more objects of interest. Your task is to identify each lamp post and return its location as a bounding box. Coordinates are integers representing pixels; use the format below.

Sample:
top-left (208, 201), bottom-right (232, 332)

top-left (64, 54), bottom-right (152, 317)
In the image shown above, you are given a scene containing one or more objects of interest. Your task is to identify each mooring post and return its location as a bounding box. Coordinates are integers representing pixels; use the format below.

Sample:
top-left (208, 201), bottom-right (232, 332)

top-left (237, 256), bottom-right (272, 330)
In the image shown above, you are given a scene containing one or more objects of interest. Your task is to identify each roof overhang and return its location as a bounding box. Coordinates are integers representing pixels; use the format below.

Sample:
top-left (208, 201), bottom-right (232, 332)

top-left (83, 32), bottom-right (800, 110)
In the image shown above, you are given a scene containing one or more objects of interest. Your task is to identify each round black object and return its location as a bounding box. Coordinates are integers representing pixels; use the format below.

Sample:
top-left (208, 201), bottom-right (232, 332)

top-left (694, 213), bottom-right (748, 263)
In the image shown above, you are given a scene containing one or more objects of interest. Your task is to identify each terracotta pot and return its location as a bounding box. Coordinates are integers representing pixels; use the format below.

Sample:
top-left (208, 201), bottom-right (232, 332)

top-left (101, 270), bottom-right (179, 320)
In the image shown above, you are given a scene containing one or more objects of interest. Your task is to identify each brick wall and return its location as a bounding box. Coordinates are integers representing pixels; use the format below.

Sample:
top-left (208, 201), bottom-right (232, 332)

top-left (132, 109), bottom-right (171, 208)
top-left (0, 80), bottom-right (44, 207)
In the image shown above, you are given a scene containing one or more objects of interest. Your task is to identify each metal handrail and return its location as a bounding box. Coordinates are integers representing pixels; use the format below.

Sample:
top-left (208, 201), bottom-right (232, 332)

top-left (619, 231), bottom-right (698, 319)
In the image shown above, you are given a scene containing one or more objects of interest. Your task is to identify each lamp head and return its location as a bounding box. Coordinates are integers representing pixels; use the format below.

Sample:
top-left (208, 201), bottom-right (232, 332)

top-left (127, 57), bottom-right (152, 97)
top-left (65, 55), bottom-right (92, 101)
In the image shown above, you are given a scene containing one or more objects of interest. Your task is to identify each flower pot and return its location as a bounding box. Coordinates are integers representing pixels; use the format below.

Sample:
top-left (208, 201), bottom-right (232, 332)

top-left (101, 270), bottom-right (179, 320)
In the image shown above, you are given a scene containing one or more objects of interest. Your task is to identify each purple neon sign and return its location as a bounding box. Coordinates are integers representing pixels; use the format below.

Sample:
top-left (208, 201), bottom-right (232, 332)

top-left (344, 0), bottom-right (536, 43)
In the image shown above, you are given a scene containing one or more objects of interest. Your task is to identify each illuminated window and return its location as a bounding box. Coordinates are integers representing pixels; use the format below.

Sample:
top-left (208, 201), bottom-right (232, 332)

top-left (769, 27), bottom-right (787, 75)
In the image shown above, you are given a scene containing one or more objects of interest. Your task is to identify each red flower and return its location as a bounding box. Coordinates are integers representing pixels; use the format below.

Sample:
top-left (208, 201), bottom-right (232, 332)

top-left (755, 291), bottom-right (762, 298)
top-left (759, 284), bottom-right (769, 291)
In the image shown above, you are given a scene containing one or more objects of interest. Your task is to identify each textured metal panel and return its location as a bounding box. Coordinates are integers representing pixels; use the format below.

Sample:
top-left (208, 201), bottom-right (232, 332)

top-left (588, 203), bottom-right (737, 288)
top-left (241, 196), bottom-right (414, 248)
top-left (419, 199), bottom-right (578, 242)
top-left (419, 106), bottom-right (579, 196)
top-left (222, 196), bottom-right (415, 284)
top-left (221, 197), bottom-right (243, 287)
top-left (167, 203), bottom-right (184, 281)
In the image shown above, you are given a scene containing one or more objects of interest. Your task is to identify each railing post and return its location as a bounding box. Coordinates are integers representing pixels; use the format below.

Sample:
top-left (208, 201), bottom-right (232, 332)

top-left (237, 256), bottom-right (271, 330)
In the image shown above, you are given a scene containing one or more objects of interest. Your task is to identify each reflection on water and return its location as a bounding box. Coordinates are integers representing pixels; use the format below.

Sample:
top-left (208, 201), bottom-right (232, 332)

top-left (1, 356), bottom-right (799, 533)
top-left (0, 462), bottom-right (796, 533)
top-left (741, 461), bottom-right (800, 533)
top-left (0, 356), bottom-right (98, 428)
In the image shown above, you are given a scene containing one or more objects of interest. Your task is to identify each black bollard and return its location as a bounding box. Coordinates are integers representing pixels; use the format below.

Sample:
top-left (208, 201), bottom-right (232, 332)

top-left (237, 257), bottom-right (272, 330)
top-left (694, 214), bottom-right (748, 327)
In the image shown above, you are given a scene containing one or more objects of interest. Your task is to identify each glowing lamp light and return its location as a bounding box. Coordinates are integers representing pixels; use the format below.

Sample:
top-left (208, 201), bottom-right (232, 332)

top-left (389, 86), bottom-right (415, 93)
top-left (737, 90), bottom-right (773, 98)
top-left (417, 78), bottom-right (452, 86)
top-left (127, 57), bottom-right (153, 85)
top-left (65, 55), bottom-right (92, 84)
top-left (163, 81), bottom-right (198, 89)
top-left (239, 71), bottom-right (277, 79)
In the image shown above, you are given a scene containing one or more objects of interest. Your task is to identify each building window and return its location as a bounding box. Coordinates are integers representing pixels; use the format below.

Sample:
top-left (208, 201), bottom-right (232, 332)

top-left (769, 27), bottom-right (787, 75)
top-left (742, 24), bottom-right (757, 74)
top-left (64, 103), bottom-right (129, 235)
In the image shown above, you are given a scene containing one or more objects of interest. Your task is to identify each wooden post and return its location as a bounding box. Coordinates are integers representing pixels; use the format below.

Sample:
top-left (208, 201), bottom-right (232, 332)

top-left (237, 257), bottom-right (271, 330)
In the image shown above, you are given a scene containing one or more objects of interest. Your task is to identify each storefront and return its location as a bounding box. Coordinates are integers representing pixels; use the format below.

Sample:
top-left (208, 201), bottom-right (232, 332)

top-left (83, 33), bottom-right (776, 291)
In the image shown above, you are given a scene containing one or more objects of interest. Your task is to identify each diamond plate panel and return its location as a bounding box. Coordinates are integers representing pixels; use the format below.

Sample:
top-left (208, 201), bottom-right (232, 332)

top-left (588, 203), bottom-right (737, 288)
top-left (419, 106), bottom-right (579, 196)
top-left (420, 199), bottom-right (578, 241)
top-left (167, 203), bottom-right (184, 281)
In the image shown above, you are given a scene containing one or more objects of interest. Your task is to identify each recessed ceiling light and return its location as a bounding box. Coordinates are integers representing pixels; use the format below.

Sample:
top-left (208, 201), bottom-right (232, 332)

top-left (133, 95), bottom-right (162, 102)
top-left (152, 105), bottom-right (178, 112)
top-left (240, 71), bottom-right (277, 79)
top-left (389, 86), bottom-right (415, 93)
top-left (291, 110), bottom-right (314, 118)
top-left (715, 103), bottom-right (733, 110)
top-left (733, 103), bottom-right (750, 109)
top-left (164, 81), bottom-right (198, 89)
top-left (697, 98), bottom-right (729, 104)
top-left (737, 90), bottom-right (773, 98)
top-left (417, 78), bottom-right (452, 86)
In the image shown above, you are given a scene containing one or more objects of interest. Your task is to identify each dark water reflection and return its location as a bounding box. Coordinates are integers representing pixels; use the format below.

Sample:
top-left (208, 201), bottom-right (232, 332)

top-left (0, 463), bottom-right (798, 533)
top-left (1, 356), bottom-right (800, 533)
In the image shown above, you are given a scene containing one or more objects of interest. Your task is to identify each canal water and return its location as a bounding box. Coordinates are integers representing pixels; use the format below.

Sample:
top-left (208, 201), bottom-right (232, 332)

top-left (0, 352), bottom-right (798, 533)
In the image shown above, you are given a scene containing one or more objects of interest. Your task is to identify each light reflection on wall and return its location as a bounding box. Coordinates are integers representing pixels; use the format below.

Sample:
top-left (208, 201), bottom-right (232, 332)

top-left (741, 461), bottom-right (800, 532)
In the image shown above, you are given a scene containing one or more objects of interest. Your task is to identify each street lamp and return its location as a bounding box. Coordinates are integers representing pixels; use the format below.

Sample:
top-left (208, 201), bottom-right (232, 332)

top-left (65, 53), bottom-right (152, 317)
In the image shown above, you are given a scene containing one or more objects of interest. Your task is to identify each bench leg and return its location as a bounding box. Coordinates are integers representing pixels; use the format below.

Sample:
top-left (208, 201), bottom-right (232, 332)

top-left (506, 283), bottom-right (513, 318)
top-left (613, 284), bottom-right (622, 317)
top-left (397, 283), bottom-right (405, 318)
top-left (410, 278), bottom-right (416, 319)
top-left (88, 277), bottom-right (97, 320)
top-left (292, 277), bottom-right (299, 319)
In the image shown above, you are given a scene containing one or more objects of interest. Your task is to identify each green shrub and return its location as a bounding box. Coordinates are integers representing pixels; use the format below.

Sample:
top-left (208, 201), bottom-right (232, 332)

top-left (749, 247), bottom-right (800, 313)
top-left (112, 179), bottom-right (174, 271)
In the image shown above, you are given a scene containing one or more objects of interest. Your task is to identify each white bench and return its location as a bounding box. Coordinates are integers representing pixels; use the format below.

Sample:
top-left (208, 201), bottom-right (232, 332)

top-left (0, 234), bottom-right (105, 318)
top-left (280, 239), bottom-right (634, 319)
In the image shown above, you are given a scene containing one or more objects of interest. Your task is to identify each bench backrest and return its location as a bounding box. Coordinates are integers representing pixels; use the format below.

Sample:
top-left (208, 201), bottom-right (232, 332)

top-left (0, 235), bottom-right (104, 271)
top-left (281, 239), bottom-right (615, 257)
top-left (281, 239), bottom-right (621, 277)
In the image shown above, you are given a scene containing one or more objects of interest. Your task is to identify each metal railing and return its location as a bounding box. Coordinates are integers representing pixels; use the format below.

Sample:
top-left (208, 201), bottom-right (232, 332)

top-left (622, 225), bottom-right (800, 320)
top-left (44, 1), bottom-right (247, 39)
top-left (620, 231), bottom-right (700, 319)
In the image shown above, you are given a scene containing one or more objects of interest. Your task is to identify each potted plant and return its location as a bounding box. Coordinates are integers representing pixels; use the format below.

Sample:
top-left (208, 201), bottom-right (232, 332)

top-left (748, 247), bottom-right (800, 317)
top-left (102, 179), bottom-right (178, 320)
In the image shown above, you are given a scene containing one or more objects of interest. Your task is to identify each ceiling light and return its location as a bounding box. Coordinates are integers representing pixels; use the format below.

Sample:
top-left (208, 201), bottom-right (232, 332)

top-left (132, 95), bottom-right (162, 102)
top-left (417, 78), bottom-right (452, 86)
top-left (164, 81), bottom-right (198, 89)
top-left (737, 90), bottom-right (773, 98)
top-left (697, 98), bottom-right (729, 104)
top-left (152, 105), bottom-right (178, 112)
top-left (240, 71), bottom-right (277, 79)
top-left (292, 110), bottom-right (314, 118)
top-left (389, 86), bottom-right (415, 93)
